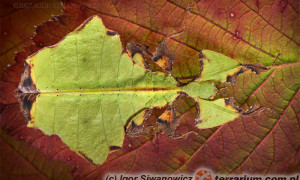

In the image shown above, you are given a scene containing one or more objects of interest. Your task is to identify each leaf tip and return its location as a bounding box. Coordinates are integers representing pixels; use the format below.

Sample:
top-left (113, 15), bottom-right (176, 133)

top-left (76, 15), bottom-right (102, 31)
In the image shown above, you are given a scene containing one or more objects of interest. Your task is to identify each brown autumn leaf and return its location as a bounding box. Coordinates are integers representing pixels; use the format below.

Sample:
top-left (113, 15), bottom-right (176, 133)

top-left (0, 0), bottom-right (299, 179)
top-left (0, 129), bottom-right (73, 179)
top-left (0, 0), bottom-right (63, 75)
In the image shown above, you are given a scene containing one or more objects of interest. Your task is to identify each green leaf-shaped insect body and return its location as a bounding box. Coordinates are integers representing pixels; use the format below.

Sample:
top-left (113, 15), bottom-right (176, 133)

top-left (18, 16), bottom-right (256, 165)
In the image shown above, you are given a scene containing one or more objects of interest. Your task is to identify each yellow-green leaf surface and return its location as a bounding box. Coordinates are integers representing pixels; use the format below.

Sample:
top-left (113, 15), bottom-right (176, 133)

top-left (183, 50), bottom-right (242, 129)
top-left (18, 16), bottom-right (242, 165)
top-left (198, 50), bottom-right (242, 82)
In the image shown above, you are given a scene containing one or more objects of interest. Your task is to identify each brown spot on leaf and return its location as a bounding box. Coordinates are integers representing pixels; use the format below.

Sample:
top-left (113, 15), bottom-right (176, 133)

top-left (126, 120), bottom-right (144, 136)
top-left (194, 119), bottom-right (202, 126)
top-left (126, 109), bottom-right (152, 136)
top-left (242, 105), bottom-right (256, 115)
top-left (18, 60), bottom-right (39, 126)
top-left (126, 42), bottom-right (150, 57)
top-left (18, 61), bottom-right (38, 94)
top-left (76, 15), bottom-right (95, 31)
top-left (157, 106), bottom-right (180, 137)
top-left (106, 30), bottom-right (117, 36)
top-left (226, 67), bottom-right (245, 84)
top-left (109, 146), bottom-right (121, 151)
top-left (244, 63), bottom-right (269, 74)
top-left (78, 151), bottom-right (96, 166)
top-left (152, 41), bottom-right (175, 73)
top-left (126, 42), bottom-right (152, 70)
top-left (199, 51), bottom-right (204, 59)
top-left (18, 94), bottom-right (37, 125)
top-left (224, 98), bottom-right (230, 105)
top-left (224, 97), bottom-right (242, 113)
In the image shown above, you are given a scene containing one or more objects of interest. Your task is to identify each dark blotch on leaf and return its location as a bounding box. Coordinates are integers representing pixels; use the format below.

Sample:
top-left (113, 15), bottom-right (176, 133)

top-left (24, 77), bottom-right (33, 90)
top-left (84, 119), bottom-right (89, 124)
top-left (18, 61), bottom-right (38, 94)
top-left (226, 68), bottom-right (244, 84)
top-left (224, 98), bottom-right (230, 105)
top-left (126, 120), bottom-right (145, 137)
top-left (126, 42), bottom-right (149, 57)
top-left (77, 16), bottom-right (94, 31)
top-left (17, 60), bottom-right (39, 125)
top-left (157, 106), bottom-right (181, 137)
top-left (79, 151), bottom-right (96, 166)
top-left (152, 41), bottom-right (175, 72)
top-left (18, 94), bottom-right (37, 125)
top-left (226, 75), bottom-right (232, 83)
top-left (199, 59), bottom-right (204, 66)
top-left (131, 121), bottom-right (137, 128)
top-left (242, 105), bottom-right (256, 115)
top-left (199, 51), bottom-right (204, 59)
top-left (234, 105), bottom-right (242, 113)
top-left (109, 146), bottom-right (121, 151)
top-left (236, 67), bottom-right (245, 75)
top-left (153, 56), bottom-right (162, 62)
top-left (106, 30), bottom-right (117, 36)
top-left (195, 120), bottom-right (202, 125)
top-left (224, 98), bottom-right (243, 113)
top-left (157, 118), bottom-right (167, 124)
top-left (244, 63), bottom-right (269, 74)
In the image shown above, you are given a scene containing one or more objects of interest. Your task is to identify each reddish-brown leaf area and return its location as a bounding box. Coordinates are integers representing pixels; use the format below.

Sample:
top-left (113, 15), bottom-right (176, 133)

top-left (1, 0), bottom-right (299, 179)
top-left (0, 130), bottom-right (73, 179)
top-left (0, 0), bottom-right (63, 76)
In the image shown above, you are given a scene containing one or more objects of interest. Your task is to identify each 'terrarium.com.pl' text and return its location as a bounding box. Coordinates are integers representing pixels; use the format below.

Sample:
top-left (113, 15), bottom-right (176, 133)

top-left (105, 174), bottom-right (299, 180)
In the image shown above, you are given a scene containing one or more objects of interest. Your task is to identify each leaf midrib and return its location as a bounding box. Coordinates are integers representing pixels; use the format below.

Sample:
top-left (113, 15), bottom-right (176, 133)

top-left (34, 88), bottom-right (181, 95)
